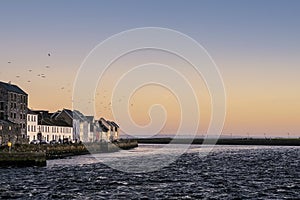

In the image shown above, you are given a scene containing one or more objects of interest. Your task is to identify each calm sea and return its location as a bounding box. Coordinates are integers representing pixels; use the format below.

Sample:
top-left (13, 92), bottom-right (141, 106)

top-left (0, 144), bottom-right (299, 199)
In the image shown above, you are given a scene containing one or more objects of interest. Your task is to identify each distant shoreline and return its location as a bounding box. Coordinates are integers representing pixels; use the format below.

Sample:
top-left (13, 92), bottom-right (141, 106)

top-left (136, 138), bottom-right (300, 146)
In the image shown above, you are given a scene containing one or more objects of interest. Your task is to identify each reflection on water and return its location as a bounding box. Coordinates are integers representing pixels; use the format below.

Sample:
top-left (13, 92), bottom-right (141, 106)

top-left (1, 145), bottom-right (299, 199)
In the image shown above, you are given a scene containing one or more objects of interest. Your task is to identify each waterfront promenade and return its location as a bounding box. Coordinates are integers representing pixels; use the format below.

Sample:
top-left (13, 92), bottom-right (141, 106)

top-left (0, 139), bottom-right (138, 167)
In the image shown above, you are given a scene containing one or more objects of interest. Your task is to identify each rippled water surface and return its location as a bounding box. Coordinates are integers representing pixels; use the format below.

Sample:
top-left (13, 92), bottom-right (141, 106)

top-left (0, 145), bottom-right (299, 199)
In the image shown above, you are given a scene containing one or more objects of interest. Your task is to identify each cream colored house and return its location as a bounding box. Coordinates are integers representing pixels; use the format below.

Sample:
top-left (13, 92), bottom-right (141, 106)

top-left (27, 110), bottom-right (73, 142)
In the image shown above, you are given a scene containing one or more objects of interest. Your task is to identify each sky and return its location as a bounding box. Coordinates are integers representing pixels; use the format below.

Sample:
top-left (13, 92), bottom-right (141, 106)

top-left (0, 0), bottom-right (299, 137)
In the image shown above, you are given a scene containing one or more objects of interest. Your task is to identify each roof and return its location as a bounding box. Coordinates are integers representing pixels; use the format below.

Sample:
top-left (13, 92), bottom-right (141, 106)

top-left (86, 116), bottom-right (94, 122)
top-left (50, 111), bottom-right (60, 118)
top-left (40, 118), bottom-right (71, 127)
top-left (62, 109), bottom-right (73, 119)
top-left (29, 109), bottom-right (72, 127)
top-left (0, 119), bottom-right (17, 125)
top-left (98, 118), bottom-right (119, 131)
top-left (0, 81), bottom-right (27, 95)
top-left (27, 109), bottom-right (39, 115)
top-left (98, 121), bottom-right (109, 132)
top-left (73, 110), bottom-right (87, 121)
top-left (110, 121), bottom-right (119, 128)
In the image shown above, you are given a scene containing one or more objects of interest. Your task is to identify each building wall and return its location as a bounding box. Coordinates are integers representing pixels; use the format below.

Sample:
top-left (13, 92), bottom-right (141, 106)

top-left (0, 87), bottom-right (8, 120)
top-left (7, 91), bottom-right (28, 135)
top-left (26, 114), bottom-right (73, 142)
top-left (0, 85), bottom-right (27, 143)
top-left (27, 113), bottom-right (38, 141)
top-left (79, 121), bottom-right (89, 143)
top-left (0, 120), bottom-right (20, 145)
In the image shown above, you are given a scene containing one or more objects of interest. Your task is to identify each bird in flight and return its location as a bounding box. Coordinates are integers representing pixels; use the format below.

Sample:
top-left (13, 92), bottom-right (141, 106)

top-left (8, 61), bottom-right (11, 64)
top-left (45, 66), bottom-right (50, 68)
top-left (16, 75), bottom-right (20, 78)
top-left (28, 69), bottom-right (32, 72)
top-left (48, 53), bottom-right (51, 56)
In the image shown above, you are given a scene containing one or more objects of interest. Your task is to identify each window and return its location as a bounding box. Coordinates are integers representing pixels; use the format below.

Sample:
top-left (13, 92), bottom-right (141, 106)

top-left (0, 102), bottom-right (3, 110)
top-left (33, 126), bottom-right (36, 132)
top-left (13, 113), bottom-right (16, 119)
top-left (28, 115), bottom-right (30, 121)
top-left (33, 135), bottom-right (35, 140)
top-left (0, 112), bottom-right (4, 120)
top-left (10, 113), bottom-right (13, 118)
top-left (28, 125), bottom-right (30, 132)
top-left (47, 135), bottom-right (49, 142)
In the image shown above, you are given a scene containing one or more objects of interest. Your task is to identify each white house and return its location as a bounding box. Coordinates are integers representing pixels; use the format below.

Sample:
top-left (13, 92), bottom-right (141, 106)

top-left (53, 109), bottom-right (90, 143)
top-left (27, 110), bottom-right (38, 141)
top-left (98, 118), bottom-right (119, 142)
top-left (27, 110), bottom-right (73, 142)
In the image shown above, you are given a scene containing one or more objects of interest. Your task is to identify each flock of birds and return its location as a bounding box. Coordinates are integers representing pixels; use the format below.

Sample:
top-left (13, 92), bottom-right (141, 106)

top-left (8, 53), bottom-right (51, 83)
top-left (7, 53), bottom-right (134, 113)
top-left (7, 53), bottom-right (73, 96)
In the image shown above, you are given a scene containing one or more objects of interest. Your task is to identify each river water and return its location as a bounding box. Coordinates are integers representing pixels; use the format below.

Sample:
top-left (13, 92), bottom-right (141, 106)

top-left (0, 144), bottom-right (299, 199)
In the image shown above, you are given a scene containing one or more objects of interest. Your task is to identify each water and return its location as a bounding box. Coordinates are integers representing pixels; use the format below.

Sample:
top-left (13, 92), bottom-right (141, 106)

top-left (0, 145), bottom-right (299, 199)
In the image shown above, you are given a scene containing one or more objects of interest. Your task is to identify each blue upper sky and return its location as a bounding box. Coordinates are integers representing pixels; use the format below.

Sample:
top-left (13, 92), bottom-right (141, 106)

top-left (1, 0), bottom-right (299, 62)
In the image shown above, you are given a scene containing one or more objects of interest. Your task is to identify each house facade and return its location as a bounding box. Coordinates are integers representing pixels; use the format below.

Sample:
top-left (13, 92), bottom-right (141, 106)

top-left (0, 119), bottom-right (20, 145)
top-left (27, 110), bottom-right (73, 142)
top-left (0, 81), bottom-right (28, 143)
top-left (53, 109), bottom-right (92, 143)
top-left (98, 118), bottom-right (119, 142)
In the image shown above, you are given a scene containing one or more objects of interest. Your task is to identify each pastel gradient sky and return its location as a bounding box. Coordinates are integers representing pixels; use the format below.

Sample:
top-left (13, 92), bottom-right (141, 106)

top-left (1, 0), bottom-right (299, 137)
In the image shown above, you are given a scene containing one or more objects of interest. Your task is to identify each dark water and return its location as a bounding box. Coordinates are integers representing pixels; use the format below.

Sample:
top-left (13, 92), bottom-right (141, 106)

top-left (0, 145), bottom-right (299, 199)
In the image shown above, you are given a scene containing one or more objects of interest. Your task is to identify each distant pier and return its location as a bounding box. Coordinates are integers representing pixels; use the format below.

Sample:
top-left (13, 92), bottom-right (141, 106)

top-left (137, 138), bottom-right (300, 146)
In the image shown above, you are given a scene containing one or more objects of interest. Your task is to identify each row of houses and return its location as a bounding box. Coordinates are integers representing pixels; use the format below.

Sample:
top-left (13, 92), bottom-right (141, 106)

top-left (27, 109), bottom-right (119, 143)
top-left (0, 80), bottom-right (119, 145)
